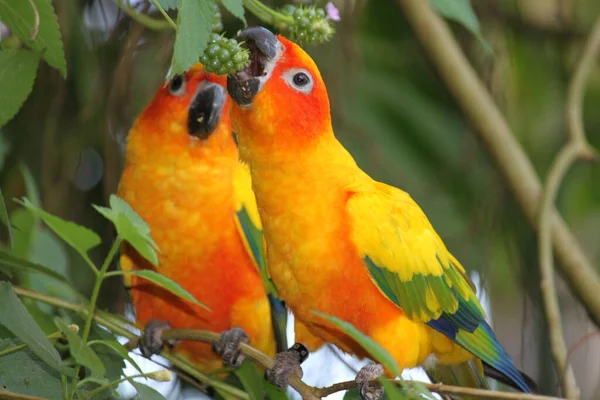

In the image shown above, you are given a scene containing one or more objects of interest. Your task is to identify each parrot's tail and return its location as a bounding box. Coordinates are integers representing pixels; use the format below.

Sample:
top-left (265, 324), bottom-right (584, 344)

top-left (425, 359), bottom-right (539, 399)
top-left (482, 363), bottom-right (539, 393)
top-left (425, 359), bottom-right (489, 400)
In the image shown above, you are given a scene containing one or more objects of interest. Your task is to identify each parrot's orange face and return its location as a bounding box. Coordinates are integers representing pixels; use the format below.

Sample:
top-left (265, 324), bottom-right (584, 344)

top-left (227, 28), bottom-right (332, 157)
top-left (128, 64), bottom-right (234, 163)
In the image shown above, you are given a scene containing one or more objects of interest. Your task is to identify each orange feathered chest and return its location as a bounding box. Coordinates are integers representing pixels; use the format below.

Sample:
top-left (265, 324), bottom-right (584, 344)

top-left (117, 157), bottom-right (269, 368)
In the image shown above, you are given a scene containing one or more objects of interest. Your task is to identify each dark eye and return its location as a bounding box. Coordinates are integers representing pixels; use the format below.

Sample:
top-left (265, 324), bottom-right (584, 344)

top-left (169, 74), bottom-right (186, 96)
top-left (293, 72), bottom-right (310, 87)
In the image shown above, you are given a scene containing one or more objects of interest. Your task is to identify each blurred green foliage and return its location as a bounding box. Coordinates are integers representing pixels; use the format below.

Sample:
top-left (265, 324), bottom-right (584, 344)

top-left (1, 0), bottom-right (600, 398)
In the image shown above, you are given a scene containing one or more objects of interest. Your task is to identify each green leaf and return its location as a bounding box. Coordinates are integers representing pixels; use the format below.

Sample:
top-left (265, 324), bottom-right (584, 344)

top-left (380, 379), bottom-right (406, 400)
top-left (170, 0), bottom-right (216, 77)
top-left (114, 270), bottom-right (209, 310)
top-left (16, 197), bottom-right (101, 259)
top-left (312, 311), bottom-right (400, 376)
top-left (20, 164), bottom-right (40, 208)
top-left (0, 282), bottom-right (72, 376)
top-left (0, 248), bottom-right (72, 286)
top-left (0, 338), bottom-right (63, 399)
top-left (156, 0), bottom-right (177, 10)
top-left (264, 381), bottom-right (288, 400)
top-left (234, 360), bottom-right (265, 400)
top-left (55, 318), bottom-right (105, 378)
top-left (94, 195), bottom-right (159, 266)
top-left (221, 0), bottom-right (246, 24)
top-left (132, 381), bottom-right (167, 400)
top-left (428, 0), bottom-right (491, 53)
top-left (0, 0), bottom-right (67, 76)
top-left (0, 49), bottom-right (40, 128)
top-left (88, 339), bottom-right (143, 375)
top-left (0, 189), bottom-right (13, 248)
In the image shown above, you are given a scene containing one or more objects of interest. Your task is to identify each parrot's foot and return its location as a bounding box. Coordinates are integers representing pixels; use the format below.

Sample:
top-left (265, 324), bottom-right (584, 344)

top-left (213, 327), bottom-right (249, 368)
top-left (356, 364), bottom-right (384, 400)
top-left (265, 343), bottom-right (309, 391)
top-left (139, 319), bottom-right (179, 358)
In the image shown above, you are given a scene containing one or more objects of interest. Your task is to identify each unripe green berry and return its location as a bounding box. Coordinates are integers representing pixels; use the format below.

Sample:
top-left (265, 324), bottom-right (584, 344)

top-left (201, 33), bottom-right (250, 75)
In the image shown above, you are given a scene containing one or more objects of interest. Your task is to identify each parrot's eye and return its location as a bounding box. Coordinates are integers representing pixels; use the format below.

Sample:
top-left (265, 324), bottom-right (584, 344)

top-left (293, 73), bottom-right (309, 87)
top-left (169, 74), bottom-right (186, 96)
top-left (282, 68), bottom-right (314, 94)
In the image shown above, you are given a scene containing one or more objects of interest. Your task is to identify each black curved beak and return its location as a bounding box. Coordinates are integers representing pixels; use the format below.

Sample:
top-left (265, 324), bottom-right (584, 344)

top-left (187, 82), bottom-right (226, 139)
top-left (227, 27), bottom-right (280, 106)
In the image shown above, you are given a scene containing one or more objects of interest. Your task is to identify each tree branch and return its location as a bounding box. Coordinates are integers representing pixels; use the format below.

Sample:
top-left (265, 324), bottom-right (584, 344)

top-left (394, 0), bottom-right (600, 329)
top-left (538, 15), bottom-right (600, 400)
top-left (113, 0), bottom-right (173, 31)
top-left (14, 287), bottom-right (566, 400)
top-left (26, 0), bottom-right (39, 41)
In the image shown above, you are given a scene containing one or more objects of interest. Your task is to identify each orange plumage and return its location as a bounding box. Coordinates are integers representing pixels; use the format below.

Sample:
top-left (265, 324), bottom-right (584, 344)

top-left (117, 64), bottom-right (276, 371)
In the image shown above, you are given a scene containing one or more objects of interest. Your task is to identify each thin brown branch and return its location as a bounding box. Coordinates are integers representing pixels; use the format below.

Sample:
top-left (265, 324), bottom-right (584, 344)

top-left (315, 380), bottom-right (563, 400)
top-left (12, 286), bottom-right (568, 400)
top-left (27, 0), bottom-right (39, 41)
top-left (394, 0), bottom-right (600, 330)
top-left (0, 391), bottom-right (46, 400)
top-left (538, 15), bottom-right (600, 400)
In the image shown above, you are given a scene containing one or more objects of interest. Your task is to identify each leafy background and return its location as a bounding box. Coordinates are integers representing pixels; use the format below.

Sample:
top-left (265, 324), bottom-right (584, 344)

top-left (2, 0), bottom-right (600, 399)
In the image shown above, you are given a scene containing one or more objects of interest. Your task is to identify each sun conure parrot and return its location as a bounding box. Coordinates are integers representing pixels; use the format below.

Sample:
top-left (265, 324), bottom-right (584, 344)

top-left (116, 63), bottom-right (287, 372)
top-left (225, 27), bottom-right (533, 397)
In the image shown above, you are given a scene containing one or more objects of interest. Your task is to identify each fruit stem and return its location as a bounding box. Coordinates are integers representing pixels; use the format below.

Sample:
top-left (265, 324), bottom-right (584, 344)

top-left (242, 0), bottom-right (293, 25)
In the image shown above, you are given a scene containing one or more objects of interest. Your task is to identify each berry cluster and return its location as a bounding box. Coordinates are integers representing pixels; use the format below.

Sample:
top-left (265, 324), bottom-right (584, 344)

top-left (201, 33), bottom-right (250, 76)
top-left (276, 5), bottom-right (335, 46)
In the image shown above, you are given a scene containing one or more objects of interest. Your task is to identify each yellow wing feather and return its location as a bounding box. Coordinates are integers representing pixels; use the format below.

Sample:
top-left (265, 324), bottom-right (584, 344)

top-left (346, 179), bottom-right (476, 322)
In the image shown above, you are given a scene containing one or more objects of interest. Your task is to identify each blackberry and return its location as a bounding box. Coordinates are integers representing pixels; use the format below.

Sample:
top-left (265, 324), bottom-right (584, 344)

top-left (201, 33), bottom-right (249, 75)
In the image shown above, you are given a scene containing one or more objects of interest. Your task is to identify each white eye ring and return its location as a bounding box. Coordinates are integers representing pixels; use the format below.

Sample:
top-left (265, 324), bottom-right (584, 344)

top-left (282, 68), bottom-right (314, 94)
top-left (168, 74), bottom-right (186, 96)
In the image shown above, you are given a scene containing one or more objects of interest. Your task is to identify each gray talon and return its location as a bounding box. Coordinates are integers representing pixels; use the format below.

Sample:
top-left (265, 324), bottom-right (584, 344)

top-left (140, 319), bottom-right (178, 358)
top-left (213, 327), bottom-right (249, 368)
top-left (265, 343), bottom-right (308, 391)
top-left (356, 364), bottom-right (384, 400)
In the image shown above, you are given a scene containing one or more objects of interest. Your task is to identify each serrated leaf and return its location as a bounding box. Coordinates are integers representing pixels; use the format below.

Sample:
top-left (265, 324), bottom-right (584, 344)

top-left (428, 0), bottom-right (491, 53)
top-left (0, 338), bottom-right (63, 398)
top-left (0, 0), bottom-right (66, 76)
top-left (55, 318), bottom-right (105, 378)
top-left (115, 270), bottom-right (209, 310)
top-left (0, 282), bottom-right (72, 376)
top-left (88, 339), bottom-right (143, 375)
top-left (0, 189), bottom-right (13, 248)
top-left (155, 0), bottom-right (177, 10)
top-left (94, 195), bottom-right (159, 266)
top-left (234, 360), bottom-right (264, 400)
top-left (0, 49), bottom-right (40, 128)
top-left (131, 381), bottom-right (167, 400)
top-left (170, 0), bottom-right (216, 77)
top-left (221, 0), bottom-right (245, 25)
top-left (312, 311), bottom-right (400, 376)
top-left (16, 197), bottom-right (101, 259)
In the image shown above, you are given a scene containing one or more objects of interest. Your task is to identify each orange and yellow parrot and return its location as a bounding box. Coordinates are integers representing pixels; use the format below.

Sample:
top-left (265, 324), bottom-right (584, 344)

top-left (116, 63), bottom-right (286, 372)
top-left (226, 27), bottom-right (532, 396)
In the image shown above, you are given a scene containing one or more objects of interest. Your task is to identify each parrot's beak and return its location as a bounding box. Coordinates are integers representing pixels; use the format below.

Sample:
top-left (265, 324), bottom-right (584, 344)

top-left (227, 27), bottom-right (281, 106)
top-left (187, 81), bottom-right (226, 139)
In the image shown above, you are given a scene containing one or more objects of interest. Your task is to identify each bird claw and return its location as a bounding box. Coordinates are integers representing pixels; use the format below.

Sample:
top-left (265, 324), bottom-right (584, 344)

top-left (139, 319), bottom-right (179, 358)
top-left (265, 343), bottom-right (309, 391)
top-left (356, 364), bottom-right (384, 400)
top-left (213, 327), bottom-right (249, 368)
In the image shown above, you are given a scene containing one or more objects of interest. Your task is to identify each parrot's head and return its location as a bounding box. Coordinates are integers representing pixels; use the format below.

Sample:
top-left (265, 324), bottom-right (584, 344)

top-left (126, 63), bottom-right (235, 163)
top-left (227, 27), bottom-right (332, 160)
